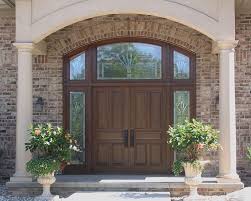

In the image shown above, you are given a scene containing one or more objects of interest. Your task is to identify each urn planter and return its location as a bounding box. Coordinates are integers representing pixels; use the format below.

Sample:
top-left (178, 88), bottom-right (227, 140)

top-left (35, 172), bottom-right (59, 201)
top-left (183, 161), bottom-right (209, 201)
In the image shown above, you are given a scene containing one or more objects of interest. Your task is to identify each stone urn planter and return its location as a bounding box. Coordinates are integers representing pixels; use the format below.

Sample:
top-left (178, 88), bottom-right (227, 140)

top-left (184, 161), bottom-right (209, 201)
top-left (35, 172), bottom-right (59, 201)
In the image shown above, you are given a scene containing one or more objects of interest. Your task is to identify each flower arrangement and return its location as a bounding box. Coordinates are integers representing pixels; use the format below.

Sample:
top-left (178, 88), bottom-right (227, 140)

top-left (168, 119), bottom-right (220, 176)
top-left (25, 123), bottom-right (80, 177)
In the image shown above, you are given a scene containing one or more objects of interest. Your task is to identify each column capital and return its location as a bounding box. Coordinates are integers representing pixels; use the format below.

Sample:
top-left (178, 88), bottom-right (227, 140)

top-left (13, 42), bottom-right (33, 51)
top-left (216, 40), bottom-right (239, 50)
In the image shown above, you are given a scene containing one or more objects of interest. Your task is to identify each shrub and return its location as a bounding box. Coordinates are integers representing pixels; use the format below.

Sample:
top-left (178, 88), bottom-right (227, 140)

top-left (168, 119), bottom-right (220, 175)
top-left (26, 158), bottom-right (61, 177)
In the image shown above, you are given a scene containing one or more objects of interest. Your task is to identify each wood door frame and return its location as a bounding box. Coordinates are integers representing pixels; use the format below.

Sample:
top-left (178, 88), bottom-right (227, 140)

top-left (63, 37), bottom-right (196, 174)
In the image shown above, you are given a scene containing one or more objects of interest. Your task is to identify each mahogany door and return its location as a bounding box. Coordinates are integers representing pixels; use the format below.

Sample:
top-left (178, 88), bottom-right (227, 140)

top-left (93, 86), bottom-right (168, 173)
top-left (93, 87), bottom-right (130, 171)
top-left (129, 87), bottom-right (168, 172)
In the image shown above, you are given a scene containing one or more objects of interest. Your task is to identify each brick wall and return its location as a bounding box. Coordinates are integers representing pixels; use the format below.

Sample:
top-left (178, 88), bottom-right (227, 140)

top-left (235, 13), bottom-right (251, 186)
top-left (0, 10), bottom-right (16, 180)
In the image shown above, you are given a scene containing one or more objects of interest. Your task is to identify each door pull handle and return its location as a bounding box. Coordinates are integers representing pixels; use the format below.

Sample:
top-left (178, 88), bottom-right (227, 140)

top-left (123, 129), bottom-right (129, 147)
top-left (130, 129), bottom-right (135, 147)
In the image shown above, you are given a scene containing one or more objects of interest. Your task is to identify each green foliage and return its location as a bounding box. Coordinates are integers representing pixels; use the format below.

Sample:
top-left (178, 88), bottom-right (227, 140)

top-left (172, 160), bottom-right (183, 176)
top-left (168, 119), bottom-right (220, 175)
top-left (247, 146), bottom-right (251, 161)
top-left (26, 158), bottom-right (60, 177)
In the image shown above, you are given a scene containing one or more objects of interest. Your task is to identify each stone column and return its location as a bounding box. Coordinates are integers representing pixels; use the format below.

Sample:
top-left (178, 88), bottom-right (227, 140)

top-left (217, 40), bottom-right (240, 183)
top-left (10, 43), bottom-right (33, 182)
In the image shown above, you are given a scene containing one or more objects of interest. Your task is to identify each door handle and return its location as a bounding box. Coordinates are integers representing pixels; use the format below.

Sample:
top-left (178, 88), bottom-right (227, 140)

top-left (123, 129), bottom-right (129, 147)
top-left (130, 129), bottom-right (135, 147)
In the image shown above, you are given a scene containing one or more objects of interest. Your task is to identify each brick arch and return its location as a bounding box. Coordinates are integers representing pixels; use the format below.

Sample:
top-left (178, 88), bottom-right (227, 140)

top-left (45, 15), bottom-right (212, 56)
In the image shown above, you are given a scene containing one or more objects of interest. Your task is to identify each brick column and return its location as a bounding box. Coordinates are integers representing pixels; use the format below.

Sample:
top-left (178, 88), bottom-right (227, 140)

top-left (10, 43), bottom-right (33, 182)
top-left (217, 40), bottom-right (241, 183)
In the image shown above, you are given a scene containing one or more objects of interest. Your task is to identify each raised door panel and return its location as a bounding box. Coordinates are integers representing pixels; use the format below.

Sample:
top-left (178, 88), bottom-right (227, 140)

top-left (130, 87), bottom-right (167, 172)
top-left (93, 87), bottom-right (130, 170)
top-left (95, 89), bottom-right (109, 129)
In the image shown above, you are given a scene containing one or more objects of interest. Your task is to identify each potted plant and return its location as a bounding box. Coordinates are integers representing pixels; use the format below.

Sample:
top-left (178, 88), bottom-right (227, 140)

top-left (168, 119), bottom-right (220, 199)
top-left (25, 123), bottom-right (80, 201)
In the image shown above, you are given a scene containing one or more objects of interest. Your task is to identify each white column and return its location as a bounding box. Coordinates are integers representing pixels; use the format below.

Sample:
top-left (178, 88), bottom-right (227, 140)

top-left (10, 43), bottom-right (33, 182)
top-left (217, 40), bottom-right (240, 183)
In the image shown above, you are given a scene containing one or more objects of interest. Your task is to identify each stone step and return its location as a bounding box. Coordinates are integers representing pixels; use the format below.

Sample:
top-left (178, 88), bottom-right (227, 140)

top-left (6, 175), bottom-right (244, 197)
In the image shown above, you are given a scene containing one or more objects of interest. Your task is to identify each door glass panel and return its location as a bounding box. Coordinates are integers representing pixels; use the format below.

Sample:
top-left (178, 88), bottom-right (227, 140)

top-left (70, 92), bottom-right (85, 164)
top-left (174, 91), bottom-right (190, 125)
top-left (173, 51), bottom-right (190, 79)
top-left (70, 53), bottom-right (85, 80)
top-left (97, 42), bottom-right (162, 80)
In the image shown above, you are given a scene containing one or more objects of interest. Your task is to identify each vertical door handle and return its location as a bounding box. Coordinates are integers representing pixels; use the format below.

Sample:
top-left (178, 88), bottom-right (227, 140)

top-left (130, 129), bottom-right (135, 147)
top-left (123, 129), bottom-right (129, 147)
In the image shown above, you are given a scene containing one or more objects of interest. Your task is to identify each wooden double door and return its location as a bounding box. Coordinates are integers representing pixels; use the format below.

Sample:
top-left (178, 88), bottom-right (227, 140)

top-left (93, 86), bottom-right (172, 173)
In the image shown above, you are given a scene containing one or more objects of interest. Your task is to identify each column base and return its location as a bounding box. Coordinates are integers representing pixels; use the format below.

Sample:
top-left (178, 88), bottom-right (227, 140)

top-left (10, 176), bottom-right (33, 182)
top-left (217, 174), bottom-right (241, 183)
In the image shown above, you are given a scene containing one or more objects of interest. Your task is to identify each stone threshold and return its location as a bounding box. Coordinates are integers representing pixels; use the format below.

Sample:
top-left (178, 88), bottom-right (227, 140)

top-left (6, 175), bottom-right (244, 197)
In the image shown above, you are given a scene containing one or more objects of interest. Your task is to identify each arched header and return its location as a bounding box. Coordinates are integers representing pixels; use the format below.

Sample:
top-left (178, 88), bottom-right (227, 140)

top-left (28, 0), bottom-right (235, 43)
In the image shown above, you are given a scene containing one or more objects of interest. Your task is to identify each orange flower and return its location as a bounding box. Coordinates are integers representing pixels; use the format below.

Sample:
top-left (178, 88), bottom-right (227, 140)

top-left (196, 143), bottom-right (205, 150)
top-left (34, 129), bottom-right (41, 136)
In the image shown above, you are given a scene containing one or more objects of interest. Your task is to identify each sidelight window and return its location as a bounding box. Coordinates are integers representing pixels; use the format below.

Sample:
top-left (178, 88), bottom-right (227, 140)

top-left (173, 91), bottom-right (190, 125)
top-left (69, 92), bottom-right (86, 164)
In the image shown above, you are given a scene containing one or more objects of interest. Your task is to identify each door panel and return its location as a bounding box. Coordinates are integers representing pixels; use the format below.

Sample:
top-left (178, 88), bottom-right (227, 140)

top-left (93, 87), bottom-right (130, 170)
top-left (130, 87), bottom-right (167, 172)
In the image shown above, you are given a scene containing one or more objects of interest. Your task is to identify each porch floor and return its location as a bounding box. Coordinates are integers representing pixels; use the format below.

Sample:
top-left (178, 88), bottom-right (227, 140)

top-left (7, 175), bottom-right (244, 197)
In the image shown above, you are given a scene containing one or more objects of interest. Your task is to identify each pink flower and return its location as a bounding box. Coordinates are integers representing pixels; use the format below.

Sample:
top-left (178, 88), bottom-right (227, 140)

top-left (196, 143), bottom-right (205, 150)
top-left (34, 129), bottom-right (41, 136)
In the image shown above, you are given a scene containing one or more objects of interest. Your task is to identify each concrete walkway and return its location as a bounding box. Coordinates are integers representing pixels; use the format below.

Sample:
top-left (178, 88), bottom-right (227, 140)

top-left (61, 192), bottom-right (171, 201)
top-left (60, 192), bottom-right (227, 201)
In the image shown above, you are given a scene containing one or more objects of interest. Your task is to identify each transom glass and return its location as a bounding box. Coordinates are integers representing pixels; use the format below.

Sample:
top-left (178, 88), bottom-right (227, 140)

top-left (97, 42), bottom-right (162, 80)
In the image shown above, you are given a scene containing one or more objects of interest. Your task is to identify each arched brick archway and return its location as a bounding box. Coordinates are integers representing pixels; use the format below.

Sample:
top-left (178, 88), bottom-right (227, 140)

top-left (46, 15), bottom-right (212, 56)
